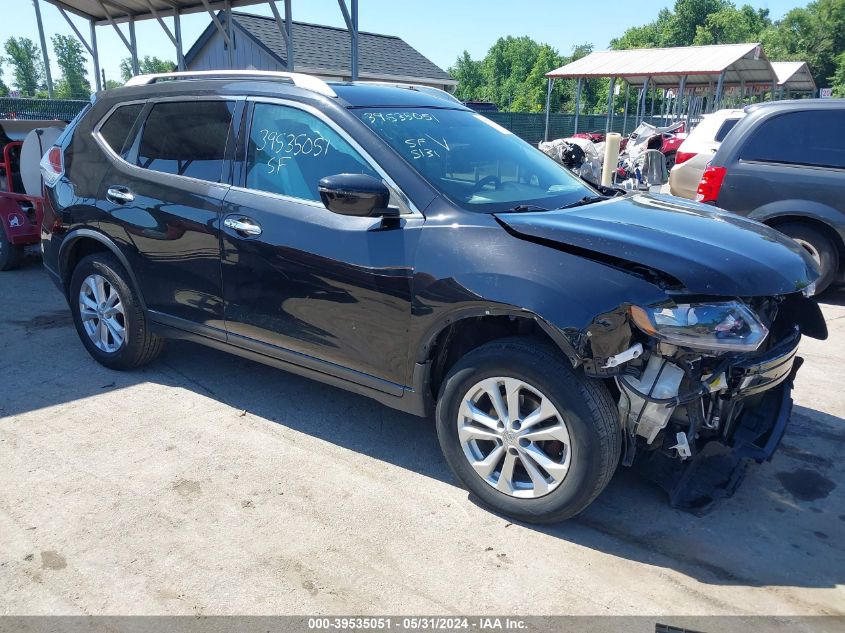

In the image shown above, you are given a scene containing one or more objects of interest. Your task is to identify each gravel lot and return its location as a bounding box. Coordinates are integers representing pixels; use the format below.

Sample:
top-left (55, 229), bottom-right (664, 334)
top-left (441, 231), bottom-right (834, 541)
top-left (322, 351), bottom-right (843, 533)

top-left (1, 257), bottom-right (843, 617)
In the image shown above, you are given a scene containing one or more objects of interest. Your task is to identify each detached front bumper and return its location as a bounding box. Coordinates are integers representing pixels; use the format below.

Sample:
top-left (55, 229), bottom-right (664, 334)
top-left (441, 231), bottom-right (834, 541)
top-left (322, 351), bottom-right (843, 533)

top-left (636, 329), bottom-right (803, 512)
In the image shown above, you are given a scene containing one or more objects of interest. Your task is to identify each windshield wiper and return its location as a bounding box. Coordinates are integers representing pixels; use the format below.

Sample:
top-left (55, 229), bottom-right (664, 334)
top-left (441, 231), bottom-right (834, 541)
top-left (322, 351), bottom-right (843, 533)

top-left (559, 195), bottom-right (609, 209)
top-left (501, 204), bottom-right (550, 213)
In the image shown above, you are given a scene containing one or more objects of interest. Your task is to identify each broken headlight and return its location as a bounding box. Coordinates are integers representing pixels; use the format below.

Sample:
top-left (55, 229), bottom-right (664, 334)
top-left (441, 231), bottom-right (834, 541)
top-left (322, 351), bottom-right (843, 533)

top-left (630, 301), bottom-right (768, 352)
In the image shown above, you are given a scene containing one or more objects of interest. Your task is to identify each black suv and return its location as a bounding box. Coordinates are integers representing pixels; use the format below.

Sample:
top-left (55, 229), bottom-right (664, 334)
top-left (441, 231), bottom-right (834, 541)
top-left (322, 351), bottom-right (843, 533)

top-left (41, 71), bottom-right (826, 522)
top-left (698, 99), bottom-right (845, 294)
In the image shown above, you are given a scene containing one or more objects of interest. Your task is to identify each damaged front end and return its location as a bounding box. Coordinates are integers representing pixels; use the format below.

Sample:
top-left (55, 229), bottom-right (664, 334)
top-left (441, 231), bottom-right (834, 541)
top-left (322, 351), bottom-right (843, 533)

top-left (584, 292), bottom-right (827, 512)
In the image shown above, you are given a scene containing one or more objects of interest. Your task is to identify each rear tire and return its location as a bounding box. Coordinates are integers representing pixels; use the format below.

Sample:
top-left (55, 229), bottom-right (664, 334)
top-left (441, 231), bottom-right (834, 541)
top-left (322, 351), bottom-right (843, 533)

top-left (69, 253), bottom-right (163, 370)
top-left (777, 222), bottom-right (838, 295)
top-left (435, 337), bottom-right (621, 523)
top-left (0, 225), bottom-right (23, 271)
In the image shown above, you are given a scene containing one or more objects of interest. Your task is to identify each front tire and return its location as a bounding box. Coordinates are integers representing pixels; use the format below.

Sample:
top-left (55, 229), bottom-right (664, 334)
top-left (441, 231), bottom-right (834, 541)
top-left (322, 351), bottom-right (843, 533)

top-left (777, 222), bottom-right (839, 295)
top-left (435, 338), bottom-right (621, 523)
top-left (69, 253), bottom-right (163, 370)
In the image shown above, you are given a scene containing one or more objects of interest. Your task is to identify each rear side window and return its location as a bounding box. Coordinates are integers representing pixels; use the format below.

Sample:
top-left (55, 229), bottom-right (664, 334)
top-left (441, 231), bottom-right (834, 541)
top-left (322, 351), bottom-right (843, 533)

top-left (740, 110), bottom-right (845, 169)
top-left (714, 118), bottom-right (739, 142)
top-left (136, 100), bottom-right (235, 182)
top-left (99, 103), bottom-right (143, 156)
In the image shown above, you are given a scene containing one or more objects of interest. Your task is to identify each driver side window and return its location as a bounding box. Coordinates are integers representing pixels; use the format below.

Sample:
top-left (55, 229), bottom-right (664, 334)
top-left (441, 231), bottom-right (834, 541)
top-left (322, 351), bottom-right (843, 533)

top-left (245, 103), bottom-right (379, 202)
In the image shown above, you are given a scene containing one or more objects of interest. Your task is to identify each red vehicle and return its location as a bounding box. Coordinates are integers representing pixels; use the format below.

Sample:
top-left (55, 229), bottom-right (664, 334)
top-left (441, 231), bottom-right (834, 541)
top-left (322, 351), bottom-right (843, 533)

top-left (571, 130), bottom-right (606, 143)
top-left (573, 122), bottom-right (687, 169)
top-left (623, 121), bottom-right (687, 169)
top-left (0, 121), bottom-right (62, 270)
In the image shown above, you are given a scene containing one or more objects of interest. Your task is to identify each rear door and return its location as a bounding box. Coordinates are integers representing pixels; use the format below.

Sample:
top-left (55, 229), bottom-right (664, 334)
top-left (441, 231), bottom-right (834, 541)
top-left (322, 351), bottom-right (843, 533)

top-left (718, 109), bottom-right (845, 220)
top-left (96, 97), bottom-right (243, 332)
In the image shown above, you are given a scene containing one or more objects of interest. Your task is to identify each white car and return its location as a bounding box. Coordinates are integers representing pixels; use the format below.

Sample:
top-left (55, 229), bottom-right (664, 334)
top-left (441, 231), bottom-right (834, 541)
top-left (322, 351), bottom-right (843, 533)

top-left (669, 109), bottom-right (744, 199)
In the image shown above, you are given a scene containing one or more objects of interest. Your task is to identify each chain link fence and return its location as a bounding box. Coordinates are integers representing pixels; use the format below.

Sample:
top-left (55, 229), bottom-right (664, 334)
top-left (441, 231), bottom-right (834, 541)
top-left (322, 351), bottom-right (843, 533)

top-left (485, 112), bottom-right (631, 144)
top-left (0, 98), bottom-right (89, 121)
top-left (0, 98), bottom-right (668, 145)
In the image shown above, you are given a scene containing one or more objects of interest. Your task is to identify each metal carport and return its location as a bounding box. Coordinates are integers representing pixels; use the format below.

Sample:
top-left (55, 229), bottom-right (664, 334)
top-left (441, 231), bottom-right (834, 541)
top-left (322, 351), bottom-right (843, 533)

top-left (771, 61), bottom-right (817, 97)
top-left (542, 42), bottom-right (779, 140)
top-left (33, 0), bottom-right (362, 94)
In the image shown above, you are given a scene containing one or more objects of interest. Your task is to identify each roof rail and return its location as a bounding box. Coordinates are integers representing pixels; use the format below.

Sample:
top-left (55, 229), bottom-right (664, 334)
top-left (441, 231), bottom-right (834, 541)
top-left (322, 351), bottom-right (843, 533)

top-left (124, 70), bottom-right (337, 98)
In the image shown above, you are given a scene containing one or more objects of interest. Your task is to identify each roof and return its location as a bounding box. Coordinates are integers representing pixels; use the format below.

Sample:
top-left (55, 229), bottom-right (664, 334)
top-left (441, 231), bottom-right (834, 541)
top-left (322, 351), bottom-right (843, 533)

top-left (547, 43), bottom-right (777, 87)
top-left (771, 61), bottom-right (817, 92)
top-left (44, 0), bottom-right (270, 25)
top-left (185, 11), bottom-right (454, 85)
top-left (745, 98), bottom-right (845, 114)
top-left (329, 83), bottom-right (467, 108)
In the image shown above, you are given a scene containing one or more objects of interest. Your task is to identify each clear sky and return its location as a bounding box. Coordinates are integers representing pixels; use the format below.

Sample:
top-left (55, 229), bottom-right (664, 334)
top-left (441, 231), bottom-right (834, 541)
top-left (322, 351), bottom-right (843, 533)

top-left (3, 0), bottom-right (806, 91)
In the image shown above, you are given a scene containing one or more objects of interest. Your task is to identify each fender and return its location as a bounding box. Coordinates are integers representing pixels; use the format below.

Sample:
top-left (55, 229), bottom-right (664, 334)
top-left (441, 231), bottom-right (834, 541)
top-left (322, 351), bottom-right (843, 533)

top-left (747, 199), bottom-right (845, 244)
top-left (414, 303), bottom-right (581, 367)
top-left (57, 227), bottom-right (147, 310)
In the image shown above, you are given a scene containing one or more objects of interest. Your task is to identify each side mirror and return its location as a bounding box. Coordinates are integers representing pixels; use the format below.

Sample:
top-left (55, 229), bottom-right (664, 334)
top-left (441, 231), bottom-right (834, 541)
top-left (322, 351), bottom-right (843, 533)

top-left (318, 173), bottom-right (395, 217)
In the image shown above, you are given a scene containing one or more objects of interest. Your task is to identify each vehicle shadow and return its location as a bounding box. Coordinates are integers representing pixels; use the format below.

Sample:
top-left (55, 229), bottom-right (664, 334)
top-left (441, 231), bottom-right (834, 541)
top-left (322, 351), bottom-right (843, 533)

top-left (818, 285), bottom-right (845, 307)
top-left (2, 263), bottom-right (843, 592)
top-left (113, 339), bottom-right (845, 592)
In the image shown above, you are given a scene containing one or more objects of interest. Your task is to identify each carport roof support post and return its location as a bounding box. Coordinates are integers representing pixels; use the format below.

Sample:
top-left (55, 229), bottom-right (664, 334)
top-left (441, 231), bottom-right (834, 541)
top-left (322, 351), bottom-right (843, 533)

top-left (337, 0), bottom-right (358, 80)
top-left (638, 77), bottom-right (649, 125)
top-left (267, 0), bottom-right (293, 71)
top-left (675, 75), bottom-right (687, 119)
top-left (544, 77), bottom-right (554, 141)
top-left (55, 3), bottom-right (102, 91)
top-left (715, 69), bottom-right (726, 111)
top-left (129, 16), bottom-right (138, 74)
top-left (32, 0), bottom-right (54, 98)
top-left (606, 77), bottom-right (615, 134)
top-left (90, 20), bottom-right (101, 91)
top-left (573, 77), bottom-right (582, 135)
top-left (174, 9), bottom-right (184, 70)
top-left (225, 0), bottom-right (234, 68)
top-left (622, 82), bottom-right (630, 135)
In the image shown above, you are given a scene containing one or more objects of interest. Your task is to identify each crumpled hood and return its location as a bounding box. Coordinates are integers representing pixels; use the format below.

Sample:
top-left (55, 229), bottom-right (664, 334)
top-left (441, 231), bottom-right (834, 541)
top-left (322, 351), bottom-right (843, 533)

top-left (494, 193), bottom-right (818, 297)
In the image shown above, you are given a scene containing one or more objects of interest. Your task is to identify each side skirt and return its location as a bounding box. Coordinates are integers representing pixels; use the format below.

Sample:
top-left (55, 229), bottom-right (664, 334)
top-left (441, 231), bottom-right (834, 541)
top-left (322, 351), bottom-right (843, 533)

top-left (147, 311), bottom-right (431, 418)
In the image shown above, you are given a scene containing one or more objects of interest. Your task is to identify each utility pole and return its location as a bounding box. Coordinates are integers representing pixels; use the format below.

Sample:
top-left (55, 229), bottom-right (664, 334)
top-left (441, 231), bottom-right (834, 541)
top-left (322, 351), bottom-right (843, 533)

top-left (32, 0), bottom-right (54, 98)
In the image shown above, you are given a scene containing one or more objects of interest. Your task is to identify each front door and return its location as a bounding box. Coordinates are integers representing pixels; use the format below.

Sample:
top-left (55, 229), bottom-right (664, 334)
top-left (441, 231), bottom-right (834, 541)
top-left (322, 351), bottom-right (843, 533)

top-left (221, 100), bottom-right (422, 389)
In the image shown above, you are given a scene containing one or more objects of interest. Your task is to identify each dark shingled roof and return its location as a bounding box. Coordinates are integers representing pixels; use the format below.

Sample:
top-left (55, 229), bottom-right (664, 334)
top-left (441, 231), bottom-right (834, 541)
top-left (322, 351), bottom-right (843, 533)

top-left (189, 11), bottom-right (454, 84)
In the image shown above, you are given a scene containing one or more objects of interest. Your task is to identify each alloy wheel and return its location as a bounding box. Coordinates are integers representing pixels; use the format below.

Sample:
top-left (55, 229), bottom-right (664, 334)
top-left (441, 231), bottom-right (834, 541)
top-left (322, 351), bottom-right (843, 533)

top-left (457, 377), bottom-right (572, 499)
top-left (78, 273), bottom-right (126, 353)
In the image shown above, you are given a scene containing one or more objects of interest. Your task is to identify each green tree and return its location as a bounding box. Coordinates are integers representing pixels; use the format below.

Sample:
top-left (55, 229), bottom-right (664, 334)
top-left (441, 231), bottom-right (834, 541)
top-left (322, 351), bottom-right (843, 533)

top-left (0, 57), bottom-right (9, 97)
top-left (611, 0), bottom-right (769, 48)
top-left (763, 0), bottom-right (845, 89)
top-left (449, 51), bottom-right (485, 101)
top-left (666, 0), bottom-right (735, 45)
top-left (104, 78), bottom-right (122, 90)
top-left (693, 5), bottom-right (771, 45)
top-left (4, 37), bottom-right (44, 97)
top-left (831, 52), bottom-right (845, 96)
top-left (449, 37), bottom-right (566, 112)
top-left (119, 55), bottom-right (176, 81)
top-left (52, 34), bottom-right (90, 99)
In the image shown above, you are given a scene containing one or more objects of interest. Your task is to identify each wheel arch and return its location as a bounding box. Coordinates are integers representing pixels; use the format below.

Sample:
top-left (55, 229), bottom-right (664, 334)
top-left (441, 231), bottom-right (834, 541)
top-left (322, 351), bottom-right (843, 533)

top-left (747, 201), bottom-right (845, 257)
top-left (416, 308), bottom-right (579, 403)
top-left (58, 228), bottom-right (147, 309)
top-left (761, 214), bottom-right (845, 260)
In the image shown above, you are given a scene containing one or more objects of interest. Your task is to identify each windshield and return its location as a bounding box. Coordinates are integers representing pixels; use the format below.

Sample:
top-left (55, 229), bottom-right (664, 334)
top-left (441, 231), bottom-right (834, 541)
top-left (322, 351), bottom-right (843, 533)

top-left (355, 108), bottom-right (593, 212)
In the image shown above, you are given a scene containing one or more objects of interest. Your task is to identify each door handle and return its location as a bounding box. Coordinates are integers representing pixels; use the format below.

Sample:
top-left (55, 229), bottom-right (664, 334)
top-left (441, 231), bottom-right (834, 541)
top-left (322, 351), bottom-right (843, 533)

top-left (224, 216), bottom-right (262, 237)
top-left (106, 186), bottom-right (134, 204)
